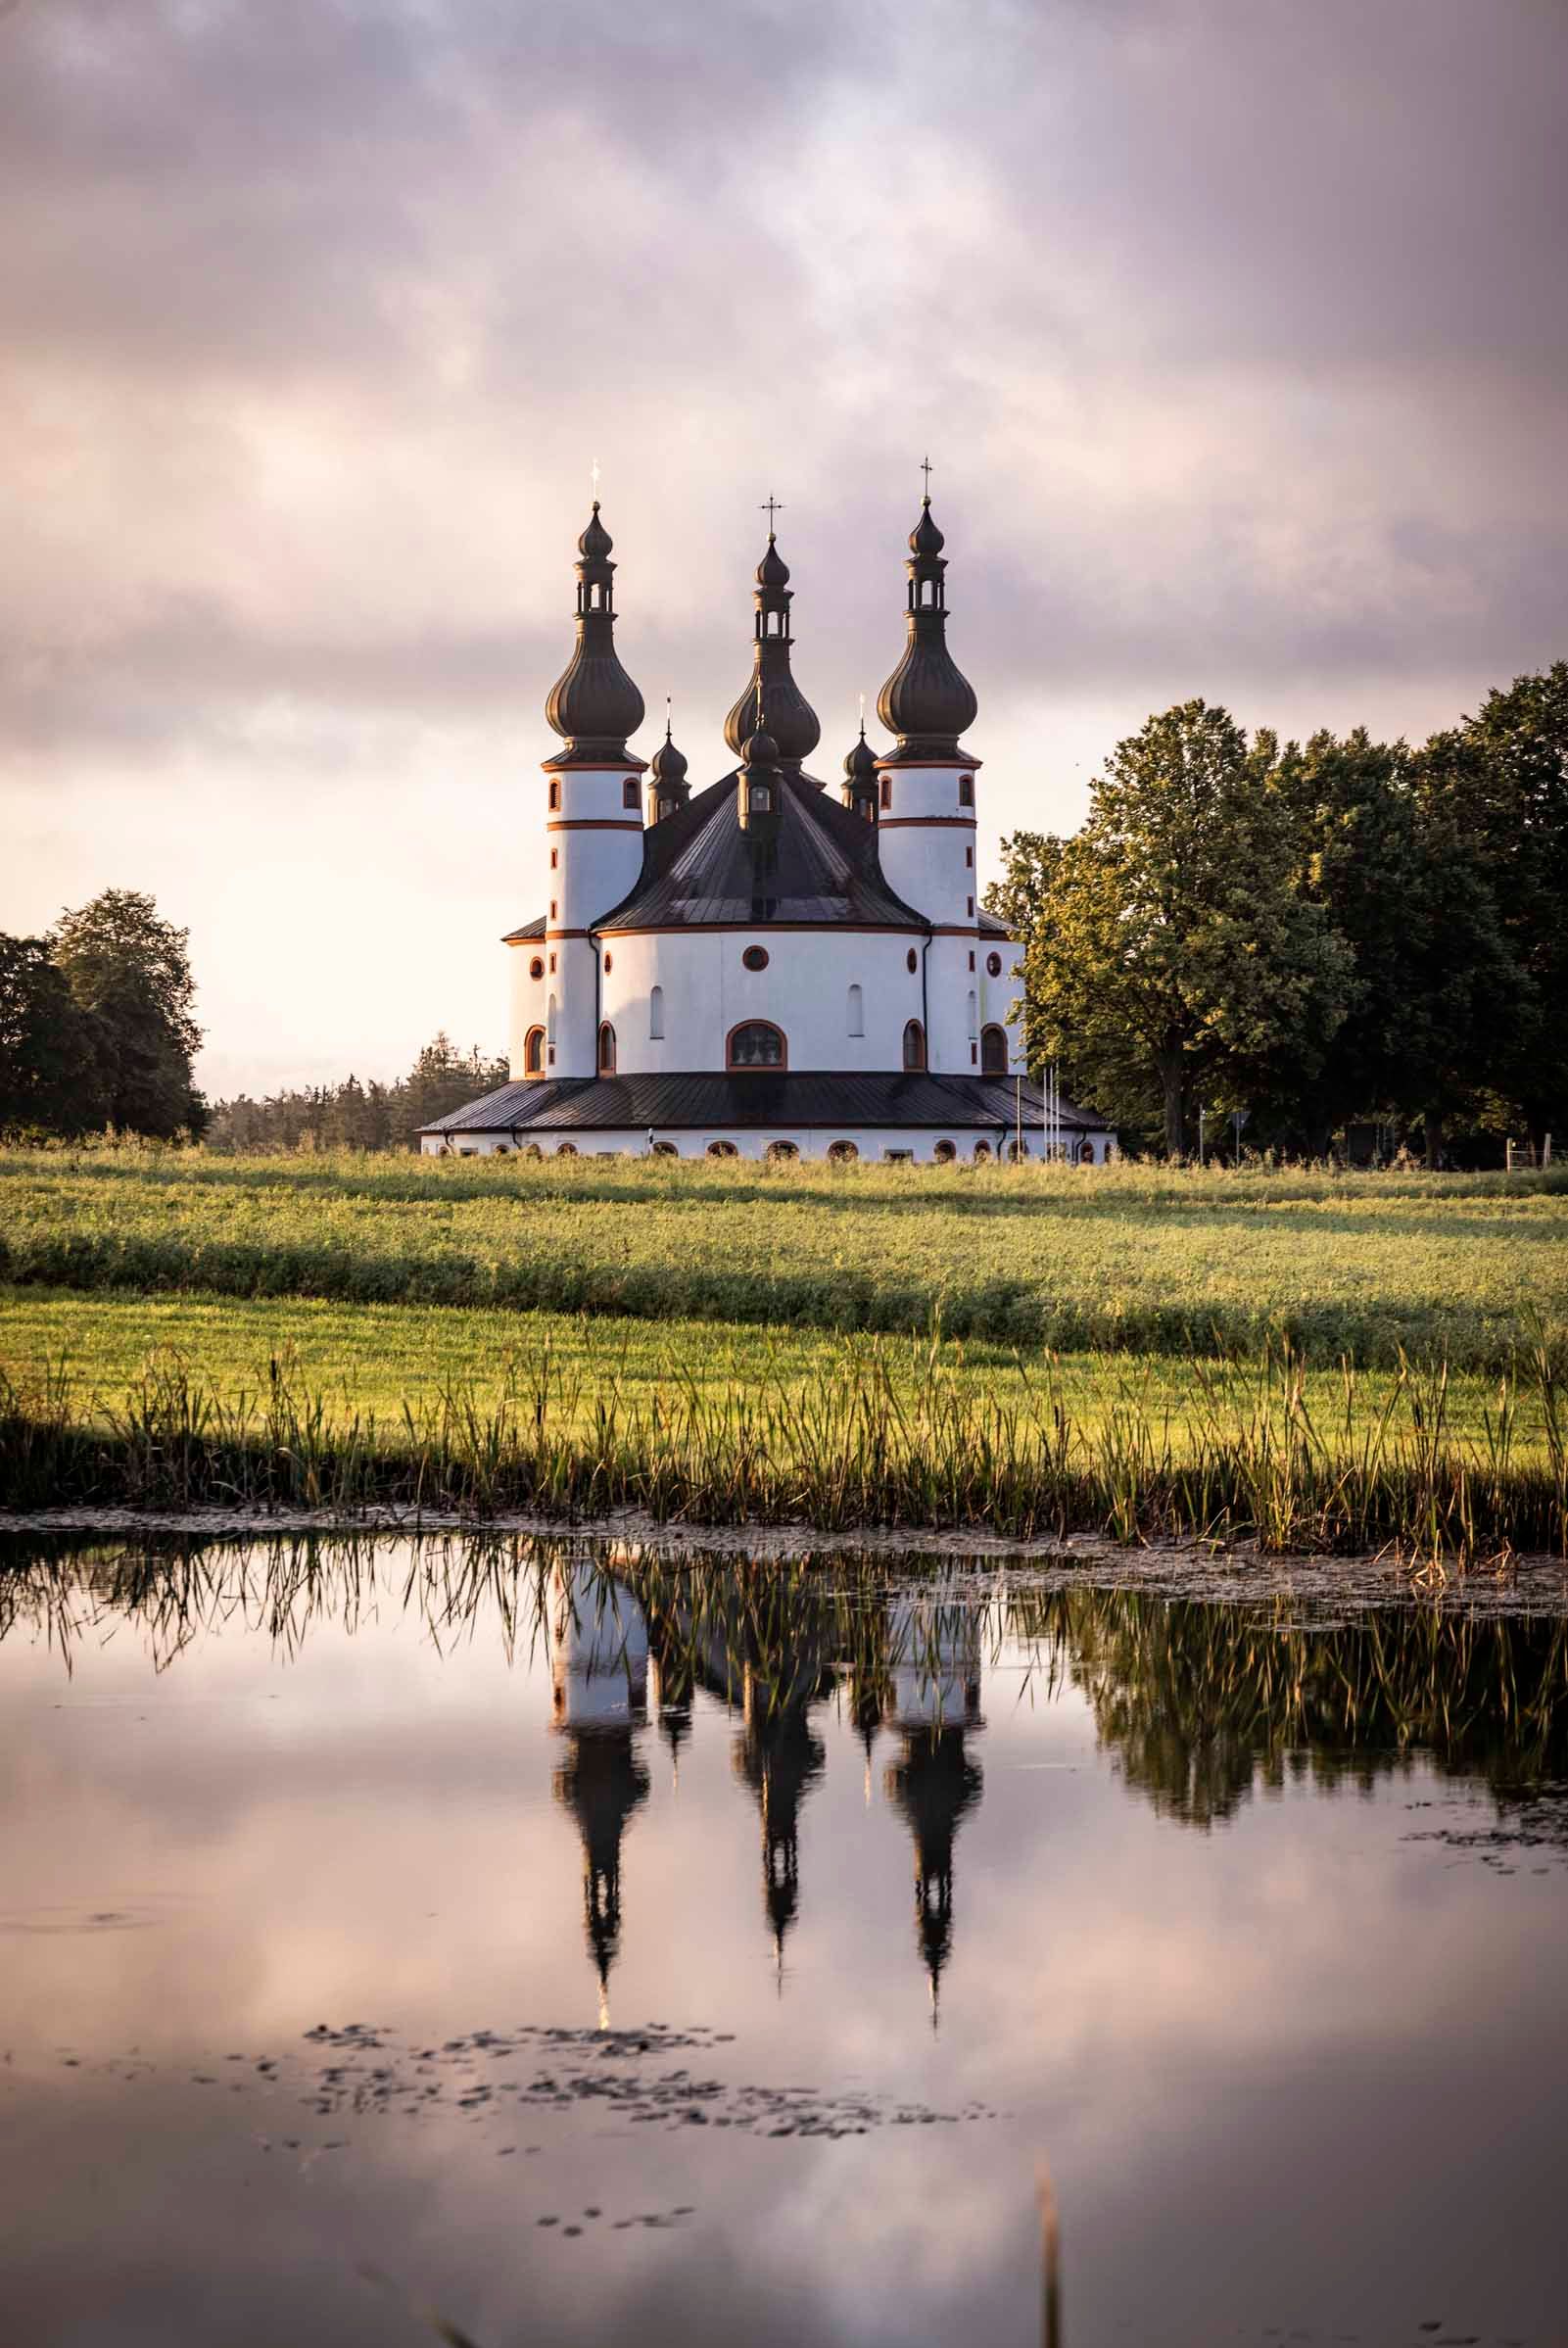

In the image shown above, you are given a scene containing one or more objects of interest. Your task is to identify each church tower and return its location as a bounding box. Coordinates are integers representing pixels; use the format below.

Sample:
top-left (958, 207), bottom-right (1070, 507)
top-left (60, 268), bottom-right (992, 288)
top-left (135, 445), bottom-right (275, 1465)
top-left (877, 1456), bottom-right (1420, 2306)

top-left (548, 1563), bottom-right (651, 2023)
top-left (539, 503), bottom-right (647, 1078)
top-left (882, 1589), bottom-right (984, 2026)
top-left (723, 517), bottom-right (822, 781)
top-left (875, 484), bottom-right (983, 1075)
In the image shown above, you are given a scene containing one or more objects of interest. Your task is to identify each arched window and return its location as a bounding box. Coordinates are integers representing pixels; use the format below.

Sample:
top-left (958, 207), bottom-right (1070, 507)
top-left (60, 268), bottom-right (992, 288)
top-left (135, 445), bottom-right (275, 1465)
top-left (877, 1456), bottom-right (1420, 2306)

top-left (959, 774), bottom-right (974, 806)
top-left (828, 1140), bottom-right (859, 1165)
top-left (748, 781), bottom-right (773, 814)
top-left (622, 777), bottom-right (640, 809)
top-left (649, 984), bottom-right (664, 1039)
top-left (933, 1139), bottom-right (957, 1163)
top-left (973, 1140), bottom-right (992, 1162)
top-left (597, 1022), bottom-right (616, 1075)
top-left (706, 1138), bottom-right (738, 1158)
top-left (650, 1139), bottom-right (679, 1157)
top-left (903, 1019), bottom-right (926, 1072)
top-left (529, 956), bottom-right (545, 981)
top-left (555, 1142), bottom-right (578, 1157)
top-left (980, 1024), bottom-right (1007, 1075)
top-left (524, 1026), bottom-right (545, 1077)
top-left (1005, 1138), bottom-right (1026, 1163)
top-left (766, 1140), bottom-right (799, 1163)
top-left (880, 778), bottom-right (892, 812)
top-left (847, 983), bottom-right (864, 1037)
top-left (728, 1020), bottom-right (785, 1069)
top-left (1078, 1138), bottom-right (1097, 1166)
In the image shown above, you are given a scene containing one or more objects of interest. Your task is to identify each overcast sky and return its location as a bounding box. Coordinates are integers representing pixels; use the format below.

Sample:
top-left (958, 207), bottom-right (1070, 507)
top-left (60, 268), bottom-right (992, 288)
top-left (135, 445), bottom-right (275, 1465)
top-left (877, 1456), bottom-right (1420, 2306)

top-left (4, 0), bottom-right (1565, 1097)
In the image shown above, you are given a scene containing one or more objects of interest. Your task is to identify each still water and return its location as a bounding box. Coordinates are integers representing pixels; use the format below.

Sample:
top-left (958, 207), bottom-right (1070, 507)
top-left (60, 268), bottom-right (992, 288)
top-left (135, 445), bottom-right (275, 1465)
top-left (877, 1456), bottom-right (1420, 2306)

top-left (1, 1535), bottom-right (1565, 2348)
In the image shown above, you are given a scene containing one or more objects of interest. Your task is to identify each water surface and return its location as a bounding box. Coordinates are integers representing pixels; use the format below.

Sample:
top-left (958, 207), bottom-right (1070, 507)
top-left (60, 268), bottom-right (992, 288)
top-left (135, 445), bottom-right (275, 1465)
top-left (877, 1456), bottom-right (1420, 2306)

top-left (1, 1536), bottom-right (1564, 2347)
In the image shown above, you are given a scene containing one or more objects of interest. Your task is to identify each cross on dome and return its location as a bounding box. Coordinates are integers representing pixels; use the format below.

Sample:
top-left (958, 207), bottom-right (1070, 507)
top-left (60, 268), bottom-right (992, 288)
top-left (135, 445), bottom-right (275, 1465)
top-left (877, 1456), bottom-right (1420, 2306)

top-left (760, 494), bottom-right (784, 532)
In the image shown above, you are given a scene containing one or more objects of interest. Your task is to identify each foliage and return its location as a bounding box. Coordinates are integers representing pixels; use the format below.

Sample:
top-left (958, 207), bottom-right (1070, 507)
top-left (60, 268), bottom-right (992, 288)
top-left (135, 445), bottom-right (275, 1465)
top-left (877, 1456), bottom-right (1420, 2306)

top-left (206, 1031), bottom-right (508, 1152)
top-left (2, 1146), bottom-right (1565, 1372)
top-left (1002, 703), bottom-right (1355, 1155)
top-left (44, 888), bottom-right (207, 1138)
top-left (0, 934), bottom-right (107, 1136)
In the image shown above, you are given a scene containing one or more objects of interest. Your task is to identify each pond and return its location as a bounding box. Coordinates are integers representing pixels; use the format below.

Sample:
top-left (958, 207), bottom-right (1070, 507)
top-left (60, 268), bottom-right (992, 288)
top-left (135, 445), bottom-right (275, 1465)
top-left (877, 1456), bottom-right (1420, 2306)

top-left (1, 1534), bottom-right (1565, 2347)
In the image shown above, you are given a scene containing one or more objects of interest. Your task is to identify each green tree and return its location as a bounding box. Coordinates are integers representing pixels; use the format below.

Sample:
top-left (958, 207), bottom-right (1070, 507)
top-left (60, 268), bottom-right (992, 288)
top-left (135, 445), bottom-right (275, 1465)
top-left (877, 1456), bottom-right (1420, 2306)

top-left (403, 1033), bottom-right (510, 1139)
top-left (49, 889), bottom-right (207, 1138)
top-left (1019, 702), bottom-right (1355, 1156)
top-left (0, 934), bottom-right (108, 1135)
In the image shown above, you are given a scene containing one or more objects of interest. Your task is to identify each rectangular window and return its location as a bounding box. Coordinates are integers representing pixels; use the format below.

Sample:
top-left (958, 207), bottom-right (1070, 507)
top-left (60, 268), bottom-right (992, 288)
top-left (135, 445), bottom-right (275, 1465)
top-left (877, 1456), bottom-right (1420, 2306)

top-left (968, 950), bottom-right (975, 971)
top-left (971, 1042), bottom-right (977, 1065)
top-left (623, 777), bottom-right (640, 809)
top-left (879, 777), bottom-right (891, 811)
top-left (549, 954), bottom-right (556, 974)
top-left (548, 781), bottom-right (560, 810)
top-left (549, 900), bottom-right (557, 921)
top-left (965, 844), bottom-right (974, 868)
top-left (967, 896), bottom-right (974, 919)
top-left (550, 848), bottom-right (558, 869)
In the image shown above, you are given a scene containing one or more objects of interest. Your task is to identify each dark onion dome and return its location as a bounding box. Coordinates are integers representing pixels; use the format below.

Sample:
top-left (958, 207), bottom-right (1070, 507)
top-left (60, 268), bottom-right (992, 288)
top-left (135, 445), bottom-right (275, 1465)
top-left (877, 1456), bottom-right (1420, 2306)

top-left (742, 724), bottom-right (781, 766)
top-left (648, 716), bottom-right (690, 822)
top-left (544, 502), bottom-right (647, 769)
top-left (723, 530), bottom-right (823, 777)
top-left (841, 724), bottom-right (879, 820)
top-left (876, 495), bottom-right (978, 764)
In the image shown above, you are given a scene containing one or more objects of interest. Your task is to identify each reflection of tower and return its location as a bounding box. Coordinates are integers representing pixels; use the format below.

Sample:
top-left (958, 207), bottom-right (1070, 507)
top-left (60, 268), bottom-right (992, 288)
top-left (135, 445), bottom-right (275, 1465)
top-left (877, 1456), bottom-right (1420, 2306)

top-left (733, 1665), bottom-right (827, 1984)
top-left (548, 1565), bottom-right (650, 2022)
top-left (647, 1616), bottom-right (694, 1785)
top-left (882, 1592), bottom-right (984, 2026)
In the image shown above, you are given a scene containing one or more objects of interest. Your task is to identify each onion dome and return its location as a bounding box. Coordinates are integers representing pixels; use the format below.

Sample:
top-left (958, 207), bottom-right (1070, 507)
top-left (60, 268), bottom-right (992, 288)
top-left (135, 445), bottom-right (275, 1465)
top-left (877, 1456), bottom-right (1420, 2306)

top-left (648, 709), bottom-right (690, 823)
top-left (841, 723), bottom-right (879, 823)
top-left (723, 523), bottom-right (823, 778)
top-left (738, 720), bottom-right (784, 847)
top-left (876, 494), bottom-right (978, 763)
top-left (544, 502), bottom-right (647, 770)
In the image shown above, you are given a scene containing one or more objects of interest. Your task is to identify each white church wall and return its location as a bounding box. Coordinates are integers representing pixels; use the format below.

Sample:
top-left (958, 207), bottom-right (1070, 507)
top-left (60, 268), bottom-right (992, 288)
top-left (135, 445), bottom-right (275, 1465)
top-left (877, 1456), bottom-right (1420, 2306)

top-left (421, 1123), bottom-right (1117, 1164)
top-left (875, 762), bottom-right (979, 935)
top-left (597, 927), bottom-right (938, 1074)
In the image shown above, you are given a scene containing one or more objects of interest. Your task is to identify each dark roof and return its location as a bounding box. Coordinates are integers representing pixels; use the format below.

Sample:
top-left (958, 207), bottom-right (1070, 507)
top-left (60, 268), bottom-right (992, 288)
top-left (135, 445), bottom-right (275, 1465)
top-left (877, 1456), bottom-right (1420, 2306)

top-left (596, 768), bottom-right (928, 932)
top-left (501, 914), bottom-right (546, 942)
top-left (420, 1070), bottom-right (1106, 1134)
top-left (976, 908), bottom-right (1014, 937)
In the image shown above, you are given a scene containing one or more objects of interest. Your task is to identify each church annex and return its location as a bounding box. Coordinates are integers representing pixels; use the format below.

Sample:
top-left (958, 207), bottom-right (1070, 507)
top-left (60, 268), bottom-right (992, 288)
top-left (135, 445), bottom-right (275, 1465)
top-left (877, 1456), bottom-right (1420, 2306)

top-left (420, 488), bottom-right (1113, 1164)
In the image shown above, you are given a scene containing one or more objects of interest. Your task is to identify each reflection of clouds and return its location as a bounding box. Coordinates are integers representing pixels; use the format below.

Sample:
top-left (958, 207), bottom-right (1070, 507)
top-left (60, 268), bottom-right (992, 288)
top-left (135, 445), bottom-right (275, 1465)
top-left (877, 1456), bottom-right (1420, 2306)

top-left (3, 1549), bottom-right (1567, 2345)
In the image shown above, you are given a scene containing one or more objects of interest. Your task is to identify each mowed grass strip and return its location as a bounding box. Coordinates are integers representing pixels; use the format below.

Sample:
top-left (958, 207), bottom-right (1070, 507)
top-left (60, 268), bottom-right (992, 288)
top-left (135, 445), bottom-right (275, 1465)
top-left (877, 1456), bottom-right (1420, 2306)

top-left (3, 1148), bottom-right (1566, 1369)
top-left (1, 1286), bottom-right (1562, 1464)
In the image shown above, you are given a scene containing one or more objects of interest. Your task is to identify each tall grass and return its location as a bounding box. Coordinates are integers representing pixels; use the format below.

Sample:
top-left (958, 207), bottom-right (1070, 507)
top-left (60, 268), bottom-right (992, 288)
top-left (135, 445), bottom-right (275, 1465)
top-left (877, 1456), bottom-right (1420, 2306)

top-left (3, 1335), bottom-right (1564, 1560)
top-left (4, 1145), bottom-right (1565, 1368)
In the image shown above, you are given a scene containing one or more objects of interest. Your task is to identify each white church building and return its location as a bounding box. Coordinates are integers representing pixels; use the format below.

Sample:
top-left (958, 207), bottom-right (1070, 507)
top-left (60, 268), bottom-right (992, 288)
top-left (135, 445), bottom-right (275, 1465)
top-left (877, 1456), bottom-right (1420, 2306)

top-left (420, 490), bottom-right (1114, 1163)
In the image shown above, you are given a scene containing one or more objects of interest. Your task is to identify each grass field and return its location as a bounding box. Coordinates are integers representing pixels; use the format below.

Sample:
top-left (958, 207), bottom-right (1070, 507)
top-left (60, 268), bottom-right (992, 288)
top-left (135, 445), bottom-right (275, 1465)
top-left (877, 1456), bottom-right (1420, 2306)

top-left (3, 1148), bottom-right (1566, 1553)
top-left (3, 1147), bottom-right (1566, 1368)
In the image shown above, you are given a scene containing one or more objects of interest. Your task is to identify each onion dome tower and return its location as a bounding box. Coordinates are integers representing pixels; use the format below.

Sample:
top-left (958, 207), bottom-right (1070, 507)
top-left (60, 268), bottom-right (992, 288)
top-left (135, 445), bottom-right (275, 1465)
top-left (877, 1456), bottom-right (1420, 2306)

top-left (884, 1725), bottom-right (983, 2029)
top-left (732, 1670), bottom-right (827, 1990)
top-left (532, 503), bottom-right (647, 1084)
top-left (723, 514), bottom-right (822, 780)
top-left (874, 472), bottom-right (984, 1076)
top-left (875, 493), bottom-right (978, 761)
top-left (648, 708), bottom-right (690, 826)
top-left (841, 722), bottom-right (879, 824)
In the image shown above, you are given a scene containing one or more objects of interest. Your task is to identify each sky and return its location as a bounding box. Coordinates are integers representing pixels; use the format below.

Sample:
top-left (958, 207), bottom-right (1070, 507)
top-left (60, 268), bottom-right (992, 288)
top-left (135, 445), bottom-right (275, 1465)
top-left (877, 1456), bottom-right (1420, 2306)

top-left (3, 0), bottom-right (1566, 1100)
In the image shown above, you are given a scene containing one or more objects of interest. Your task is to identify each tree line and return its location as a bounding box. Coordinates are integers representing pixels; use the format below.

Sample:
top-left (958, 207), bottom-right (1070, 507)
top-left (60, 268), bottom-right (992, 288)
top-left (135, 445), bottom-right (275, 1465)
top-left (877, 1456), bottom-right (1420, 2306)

top-left (985, 662), bottom-right (1567, 1163)
top-left (1, 888), bottom-right (505, 1149)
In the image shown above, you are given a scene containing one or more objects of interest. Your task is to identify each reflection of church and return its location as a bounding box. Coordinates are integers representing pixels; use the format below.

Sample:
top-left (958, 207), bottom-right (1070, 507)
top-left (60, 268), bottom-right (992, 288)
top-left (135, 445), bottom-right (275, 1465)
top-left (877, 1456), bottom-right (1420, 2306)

top-left (546, 1564), bottom-right (986, 2021)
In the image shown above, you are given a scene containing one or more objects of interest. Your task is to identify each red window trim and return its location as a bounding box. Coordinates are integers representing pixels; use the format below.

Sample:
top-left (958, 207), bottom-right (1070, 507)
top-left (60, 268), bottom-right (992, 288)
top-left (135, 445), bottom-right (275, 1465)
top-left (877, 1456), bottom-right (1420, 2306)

top-left (725, 1019), bottom-right (788, 1071)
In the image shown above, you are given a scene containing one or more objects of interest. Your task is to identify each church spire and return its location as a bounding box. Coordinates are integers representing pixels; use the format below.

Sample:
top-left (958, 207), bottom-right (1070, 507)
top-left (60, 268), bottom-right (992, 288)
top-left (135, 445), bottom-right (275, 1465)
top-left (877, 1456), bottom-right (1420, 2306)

top-left (723, 506), bottom-right (823, 780)
top-left (544, 502), bottom-right (646, 766)
top-left (876, 475), bottom-right (978, 764)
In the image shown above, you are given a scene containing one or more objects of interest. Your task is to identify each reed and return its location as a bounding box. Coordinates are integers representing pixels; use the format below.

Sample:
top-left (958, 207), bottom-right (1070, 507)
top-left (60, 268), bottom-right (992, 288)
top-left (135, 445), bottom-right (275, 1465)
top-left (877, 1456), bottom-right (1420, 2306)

top-left (3, 1335), bottom-right (1564, 1560)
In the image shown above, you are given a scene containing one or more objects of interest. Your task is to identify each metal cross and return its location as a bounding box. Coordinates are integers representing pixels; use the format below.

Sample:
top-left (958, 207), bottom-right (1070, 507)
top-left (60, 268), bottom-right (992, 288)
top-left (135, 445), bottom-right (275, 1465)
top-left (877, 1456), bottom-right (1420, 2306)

top-left (920, 455), bottom-right (933, 495)
top-left (760, 495), bottom-right (784, 531)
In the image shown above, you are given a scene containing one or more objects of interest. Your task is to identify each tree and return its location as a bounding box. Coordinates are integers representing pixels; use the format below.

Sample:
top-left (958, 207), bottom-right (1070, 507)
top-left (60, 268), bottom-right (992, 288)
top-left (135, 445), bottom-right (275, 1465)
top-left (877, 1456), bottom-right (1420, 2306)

top-left (49, 888), bottom-right (207, 1138)
top-left (0, 934), bottom-right (107, 1135)
top-left (1017, 702), bottom-right (1355, 1156)
top-left (403, 1033), bottom-right (510, 1138)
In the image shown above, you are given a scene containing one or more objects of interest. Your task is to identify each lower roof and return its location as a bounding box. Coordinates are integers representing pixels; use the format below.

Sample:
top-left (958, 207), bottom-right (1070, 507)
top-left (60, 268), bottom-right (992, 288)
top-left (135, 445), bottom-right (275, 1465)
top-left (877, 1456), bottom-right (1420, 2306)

top-left (420, 1070), bottom-right (1105, 1135)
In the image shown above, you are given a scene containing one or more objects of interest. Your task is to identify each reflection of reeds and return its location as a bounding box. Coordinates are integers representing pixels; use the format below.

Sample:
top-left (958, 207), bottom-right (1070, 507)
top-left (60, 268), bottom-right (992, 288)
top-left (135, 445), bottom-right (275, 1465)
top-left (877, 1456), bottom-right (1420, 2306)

top-left (3, 1338), bottom-right (1566, 1559)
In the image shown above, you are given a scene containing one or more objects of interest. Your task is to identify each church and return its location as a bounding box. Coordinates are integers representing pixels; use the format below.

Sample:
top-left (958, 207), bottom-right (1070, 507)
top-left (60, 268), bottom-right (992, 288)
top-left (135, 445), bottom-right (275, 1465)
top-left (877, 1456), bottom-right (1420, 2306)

top-left (420, 484), bottom-right (1114, 1163)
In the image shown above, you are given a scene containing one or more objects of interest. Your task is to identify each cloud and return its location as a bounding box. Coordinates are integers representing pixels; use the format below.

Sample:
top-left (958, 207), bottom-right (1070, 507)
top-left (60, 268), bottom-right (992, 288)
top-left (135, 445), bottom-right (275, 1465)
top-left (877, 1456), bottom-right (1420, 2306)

top-left (1, 0), bottom-right (1564, 1086)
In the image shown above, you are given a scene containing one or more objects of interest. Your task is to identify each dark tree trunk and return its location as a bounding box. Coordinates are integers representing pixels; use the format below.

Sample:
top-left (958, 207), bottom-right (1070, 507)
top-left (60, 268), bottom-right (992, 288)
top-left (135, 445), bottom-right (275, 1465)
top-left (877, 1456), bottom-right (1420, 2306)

top-left (1156, 1052), bottom-right (1185, 1159)
top-left (1424, 1109), bottom-right (1446, 1170)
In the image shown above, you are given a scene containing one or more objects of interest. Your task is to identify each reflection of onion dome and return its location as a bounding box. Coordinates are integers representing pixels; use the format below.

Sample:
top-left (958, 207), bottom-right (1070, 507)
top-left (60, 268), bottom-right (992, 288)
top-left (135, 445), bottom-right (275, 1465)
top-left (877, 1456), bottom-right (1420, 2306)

top-left (733, 1674), bottom-right (827, 1984)
top-left (876, 497), bottom-right (977, 763)
top-left (723, 527), bottom-right (823, 777)
top-left (545, 503), bottom-right (646, 766)
top-left (552, 1727), bottom-right (650, 2012)
top-left (885, 1725), bottom-right (983, 2026)
top-left (547, 1565), bottom-right (651, 2023)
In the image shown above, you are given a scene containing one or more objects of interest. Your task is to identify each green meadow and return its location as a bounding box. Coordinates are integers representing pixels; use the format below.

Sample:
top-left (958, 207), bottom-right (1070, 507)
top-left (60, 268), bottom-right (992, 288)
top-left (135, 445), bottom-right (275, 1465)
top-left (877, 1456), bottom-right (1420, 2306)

top-left (3, 1148), bottom-right (1566, 1552)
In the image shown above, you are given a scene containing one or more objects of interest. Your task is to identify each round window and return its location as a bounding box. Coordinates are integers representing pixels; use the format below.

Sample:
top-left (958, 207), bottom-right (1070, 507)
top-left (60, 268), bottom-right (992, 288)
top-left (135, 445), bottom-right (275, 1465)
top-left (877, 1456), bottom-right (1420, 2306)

top-left (529, 957), bottom-right (545, 980)
top-left (906, 947), bottom-right (918, 974)
top-left (742, 945), bottom-right (770, 972)
top-left (986, 951), bottom-right (1002, 977)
